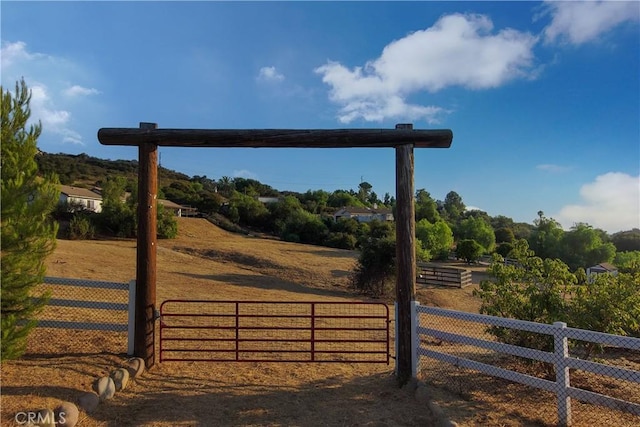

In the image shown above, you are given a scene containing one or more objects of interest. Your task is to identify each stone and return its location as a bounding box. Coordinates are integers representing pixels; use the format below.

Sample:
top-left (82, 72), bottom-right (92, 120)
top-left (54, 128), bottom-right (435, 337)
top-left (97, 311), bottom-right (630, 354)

top-left (110, 367), bottom-right (130, 391)
top-left (54, 401), bottom-right (79, 427)
top-left (93, 376), bottom-right (116, 401)
top-left (125, 357), bottom-right (145, 379)
top-left (33, 408), bottom-right (56, 427)
top-left (76, 392), bottom-right (99, 413)
top-left (415, 384), bottom-right (432, 404)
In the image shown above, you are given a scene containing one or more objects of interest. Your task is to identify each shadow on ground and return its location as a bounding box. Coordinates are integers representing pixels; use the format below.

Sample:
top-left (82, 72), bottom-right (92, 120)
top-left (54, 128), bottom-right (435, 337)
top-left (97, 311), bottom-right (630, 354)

top-left (176, 272), bottom-right (352, 299)
top-left (87, 367), bottom-right (436, 427)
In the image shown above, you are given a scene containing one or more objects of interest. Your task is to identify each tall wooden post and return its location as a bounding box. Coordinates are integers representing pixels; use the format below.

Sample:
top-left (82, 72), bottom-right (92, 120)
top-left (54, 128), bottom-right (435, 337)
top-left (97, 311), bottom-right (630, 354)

top-left (135, 122), bottom-right (158, 368)
top-left (395, 123), bottom-right (416, 386)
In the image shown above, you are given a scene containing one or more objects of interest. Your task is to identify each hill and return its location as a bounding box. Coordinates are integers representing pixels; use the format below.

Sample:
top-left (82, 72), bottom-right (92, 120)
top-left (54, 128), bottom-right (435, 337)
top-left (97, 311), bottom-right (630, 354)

top-left (36, 151), bottom-right (192, 188)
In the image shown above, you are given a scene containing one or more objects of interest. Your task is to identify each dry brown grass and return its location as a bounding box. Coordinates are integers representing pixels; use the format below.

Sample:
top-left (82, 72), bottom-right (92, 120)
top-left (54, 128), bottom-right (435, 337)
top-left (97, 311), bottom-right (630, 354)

top-left (1, 218), bottom-right (638, 426)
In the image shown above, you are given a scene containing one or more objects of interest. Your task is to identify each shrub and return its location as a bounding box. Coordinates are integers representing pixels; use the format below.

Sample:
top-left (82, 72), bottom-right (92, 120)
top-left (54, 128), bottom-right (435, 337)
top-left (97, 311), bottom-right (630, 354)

top-left (326, 232), bottom-right (357, 250)
top-left (352, 236), bottom-right (396, 297)
top-left (456, 239), bottom-right (484, 263)
top-left (157, 205), bottom-right (178, 239)
top-left (69, 215), bottom-right (95, 240)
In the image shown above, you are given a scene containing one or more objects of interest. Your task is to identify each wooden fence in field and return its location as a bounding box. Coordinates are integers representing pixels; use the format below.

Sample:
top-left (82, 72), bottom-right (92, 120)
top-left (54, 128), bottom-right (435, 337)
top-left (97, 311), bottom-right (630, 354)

top-left (416, 263), bottom-right (472, 288)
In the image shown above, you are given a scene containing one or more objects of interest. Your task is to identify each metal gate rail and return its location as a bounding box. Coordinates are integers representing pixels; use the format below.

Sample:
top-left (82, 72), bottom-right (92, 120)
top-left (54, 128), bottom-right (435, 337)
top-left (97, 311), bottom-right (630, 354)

top-left (159, 300), bottom-right (390, 363)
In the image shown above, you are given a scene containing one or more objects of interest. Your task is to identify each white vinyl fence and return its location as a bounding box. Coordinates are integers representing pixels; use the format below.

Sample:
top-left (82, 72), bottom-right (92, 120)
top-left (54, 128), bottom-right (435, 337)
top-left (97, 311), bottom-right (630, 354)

top-left (36, 277), bottom-right (136, 355)
top-left (406, 302), bottom-right (640, 426)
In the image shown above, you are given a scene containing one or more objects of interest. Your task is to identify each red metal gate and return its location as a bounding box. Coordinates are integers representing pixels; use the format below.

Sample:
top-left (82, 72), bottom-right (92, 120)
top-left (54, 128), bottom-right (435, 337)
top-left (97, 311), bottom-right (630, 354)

top-left (159, 300), bottom-right (390, 363)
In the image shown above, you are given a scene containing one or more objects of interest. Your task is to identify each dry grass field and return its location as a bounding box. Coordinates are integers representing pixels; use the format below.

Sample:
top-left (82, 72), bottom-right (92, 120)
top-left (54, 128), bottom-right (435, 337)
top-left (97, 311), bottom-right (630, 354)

top-left (1, 218), bottom-right (638, 426)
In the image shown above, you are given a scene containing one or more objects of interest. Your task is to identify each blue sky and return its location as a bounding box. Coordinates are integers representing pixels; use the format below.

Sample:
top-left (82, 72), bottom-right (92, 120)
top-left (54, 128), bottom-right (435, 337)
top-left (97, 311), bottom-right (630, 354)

top-left (2, 1), bottom-right (639, 233)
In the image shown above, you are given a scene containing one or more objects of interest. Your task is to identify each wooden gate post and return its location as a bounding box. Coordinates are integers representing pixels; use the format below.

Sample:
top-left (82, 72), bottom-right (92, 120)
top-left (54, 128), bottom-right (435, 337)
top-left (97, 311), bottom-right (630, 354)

top-left (135, 122), bottom-right (158, 368)
top-left (395, 123), bottom-right (416, 386)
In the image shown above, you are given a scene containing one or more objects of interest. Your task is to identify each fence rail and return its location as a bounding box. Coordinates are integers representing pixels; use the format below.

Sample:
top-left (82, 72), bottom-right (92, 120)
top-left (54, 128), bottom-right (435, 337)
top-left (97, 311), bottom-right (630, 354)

top-left (35, 277), bottom-right (135, 355)
top-left (416, 263), bottom-right (472, 288)
top-left (410, 303), bottom-right (640, 426)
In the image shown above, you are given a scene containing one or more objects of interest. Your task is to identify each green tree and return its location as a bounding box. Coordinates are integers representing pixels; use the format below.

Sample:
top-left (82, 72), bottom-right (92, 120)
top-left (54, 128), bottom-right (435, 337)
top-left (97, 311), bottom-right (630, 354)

top-left (456, 239), bottom-right (484, 264)
top-left (561, 223), bottom-right (616, 270)
top-left (328, 190), bottom-right (364, 208)
top-left (475, 239), bottom-right (640, 355)
top-left (416, 219), bottom-right (453, 260)
top-left (494, 227), bottom-right (515, 244)
top-left (456, 216), bottom-right (496, 252)
top-left (610, 229), bottom-right (640, 252)
top-left (157, 204), bottom-right (178, 239)
top-left (299, 189), bottom-right (329, 214)
top-left (474, 240), bottom-right (573, 351)
top-left (357, 181), bottom-right (373, 204)
top-left (614, 251), bottom-right (640, 274)
top-left (441, 191), bottom-right (465, 224)
top-left (228, 191), bottom-right (269, 227)
top-left (97, 176), bottom-right (136, 237)
top-left (352, 235), bottom-right (396, 297)
top-left (1, 80), bottom-right (59, 360)
top-left (415, 189), bottom-right (440, 223)
top-left (280, 209), bottom-right (328, 245)
top-left (528, 211), bottom-right (564, 260)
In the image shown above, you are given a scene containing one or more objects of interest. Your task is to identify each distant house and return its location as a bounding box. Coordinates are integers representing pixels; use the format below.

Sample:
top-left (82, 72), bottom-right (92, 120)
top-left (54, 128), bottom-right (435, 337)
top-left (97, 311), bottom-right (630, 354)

top-left (158, 199), bottom-right (185, 217)
top-left (257, 196), bottom-right (281, 204)
top-left (59, 185), bottom-right (103, 213)
top-left (586, 262), bottom-right (618, 279)
top-left (333, 205), bottom-right (394, 222)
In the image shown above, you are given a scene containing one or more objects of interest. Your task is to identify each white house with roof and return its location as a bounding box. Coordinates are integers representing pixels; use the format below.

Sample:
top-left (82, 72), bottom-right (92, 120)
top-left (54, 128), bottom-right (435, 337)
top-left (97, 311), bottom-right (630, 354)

top-left (59, 185), bottom-right (103, 213)
top-left (333, 205), bottom-right (394, 222)
top-left (586, 262), bottom-right (619, 280)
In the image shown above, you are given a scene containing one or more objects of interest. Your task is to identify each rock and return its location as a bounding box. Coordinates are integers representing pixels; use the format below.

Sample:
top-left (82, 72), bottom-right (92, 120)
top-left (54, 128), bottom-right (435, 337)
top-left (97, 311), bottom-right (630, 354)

top-left (76, 392), bottom-right (100, 413)
top-left (33, 408), bottom-right (55, 427)
top-left (93, 376), bottom-right (116, 401)
top-left (54, 401), bottom-right (79, 427)
top-left (415, 384), bottom-right (431, 404)
top-left (125, 357), bottom-right (145, 379)
top-left (110, 367), bottom-right (130, 391)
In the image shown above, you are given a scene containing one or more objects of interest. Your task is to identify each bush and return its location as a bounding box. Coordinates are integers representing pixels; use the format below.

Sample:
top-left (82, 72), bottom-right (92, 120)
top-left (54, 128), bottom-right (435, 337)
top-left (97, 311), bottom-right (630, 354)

top-left (351, 236), bottom-right (396, 297)
top-left (69, 215), bottom-right (95, 240)
top-left (456, 239), bottom-right (484, 263)
top-left (157, 205), bottom-right (178, 239)
top-left (495, 242), bottom-right (514, 258)
top-left (326, 232), bottom-right (357, 250)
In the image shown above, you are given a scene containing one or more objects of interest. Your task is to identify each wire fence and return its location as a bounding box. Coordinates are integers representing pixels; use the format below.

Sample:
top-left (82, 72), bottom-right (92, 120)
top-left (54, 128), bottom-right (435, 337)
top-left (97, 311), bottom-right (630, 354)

top-left (27, 277), bottom-right (134, 356)
top-left (414, 304), bottom-right (640, 426)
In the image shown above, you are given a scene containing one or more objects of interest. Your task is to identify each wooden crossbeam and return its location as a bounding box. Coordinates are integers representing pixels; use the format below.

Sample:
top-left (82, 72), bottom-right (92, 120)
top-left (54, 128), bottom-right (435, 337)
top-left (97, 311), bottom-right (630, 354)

top-left (98, 127), bottom-right (452, 148)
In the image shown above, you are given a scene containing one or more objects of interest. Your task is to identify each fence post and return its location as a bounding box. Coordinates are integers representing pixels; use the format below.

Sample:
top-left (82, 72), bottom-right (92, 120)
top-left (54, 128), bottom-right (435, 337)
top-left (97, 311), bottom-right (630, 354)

top-left (127, 280), bottom-right (136, 356)
top-left (411, 301), bottom-right (419, 378)
top-left (394, 301), bottom-right (398, 375)
top-left (554, 321), bottom-right (572, 426)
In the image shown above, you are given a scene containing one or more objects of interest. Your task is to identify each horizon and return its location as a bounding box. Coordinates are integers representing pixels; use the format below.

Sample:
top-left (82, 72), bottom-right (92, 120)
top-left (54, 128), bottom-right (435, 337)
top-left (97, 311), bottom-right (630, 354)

top-left (2, 1), bottom-right (639, 233)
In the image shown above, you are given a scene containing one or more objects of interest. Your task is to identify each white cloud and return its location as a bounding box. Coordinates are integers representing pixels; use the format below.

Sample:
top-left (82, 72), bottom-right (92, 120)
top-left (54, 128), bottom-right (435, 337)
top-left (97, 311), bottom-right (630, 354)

top-left (233, 169), bottom-right (257, 179)
top-left (315, 13), bottom-right (537, 124)
top-left (64, 85), bottom-right (101, 97)
top-left (536, 163), bottom-right (572, 173)
top-left (29, 84), bottom-right (83, 145)
top-left (257, 66), bottom-right (285, 82)
top-left (1, 41), bottom-right (99, 146)
top-left (0, 41), bottom-right (45, 69)
top-left (542, 1), bottom-right (640, 45)
top-left (555, 172), bottom-right (640, 233)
